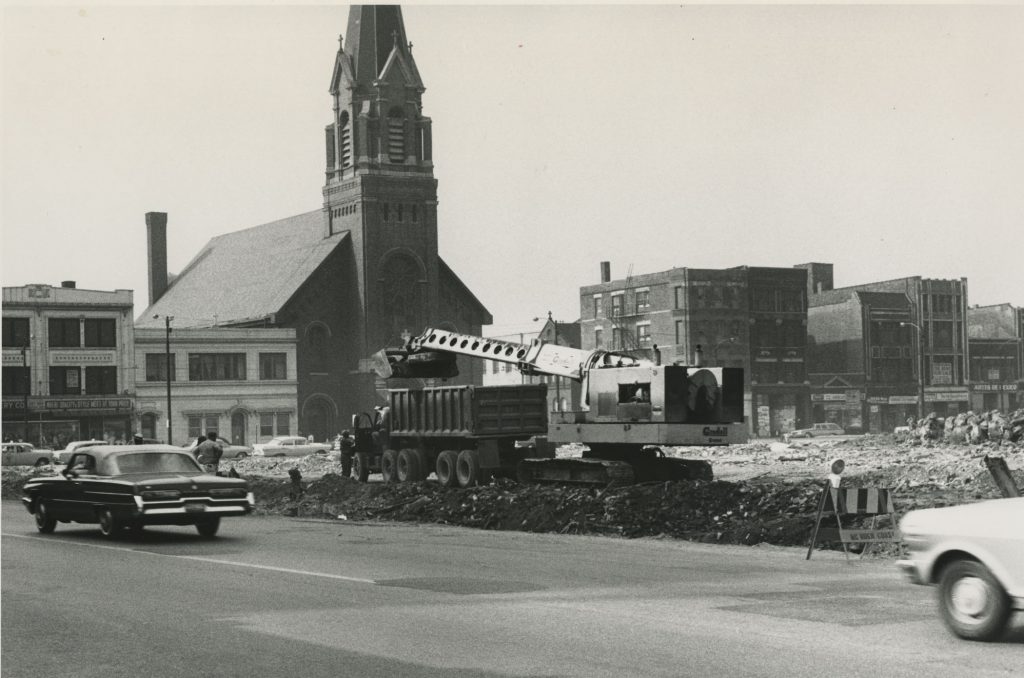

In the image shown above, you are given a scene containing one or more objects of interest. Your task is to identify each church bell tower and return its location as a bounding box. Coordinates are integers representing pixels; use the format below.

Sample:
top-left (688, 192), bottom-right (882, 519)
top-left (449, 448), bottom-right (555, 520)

top-left (324, 5), bottom-right (439, 351)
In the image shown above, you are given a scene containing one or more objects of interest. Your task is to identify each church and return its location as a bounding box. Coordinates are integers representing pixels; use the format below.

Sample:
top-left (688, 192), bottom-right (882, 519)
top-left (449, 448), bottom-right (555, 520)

top-left (137, 5), bottom-right (492, 441)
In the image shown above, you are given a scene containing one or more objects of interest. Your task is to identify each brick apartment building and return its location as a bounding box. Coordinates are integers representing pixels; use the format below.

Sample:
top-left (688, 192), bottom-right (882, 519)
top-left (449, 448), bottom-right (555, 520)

top-left (580, 262), bottom-right (810, 437)
top-left (966, 303), bottom-right (1022, 412)
top-left (806, 263), bottom-right (972, 426)
top-left (483, 317), bottom-right (582, 414)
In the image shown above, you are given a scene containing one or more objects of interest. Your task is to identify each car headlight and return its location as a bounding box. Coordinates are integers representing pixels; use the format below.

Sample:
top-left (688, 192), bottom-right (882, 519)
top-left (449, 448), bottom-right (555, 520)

top-left (140, 490), bottom-right (182, 501)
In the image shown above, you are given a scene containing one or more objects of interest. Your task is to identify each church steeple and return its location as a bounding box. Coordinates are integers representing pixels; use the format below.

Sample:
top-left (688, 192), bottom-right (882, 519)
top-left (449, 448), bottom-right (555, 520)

top-left (322, 5), bottom-right (440, 350)
top-left (323, 4), bottom-right (431, 204)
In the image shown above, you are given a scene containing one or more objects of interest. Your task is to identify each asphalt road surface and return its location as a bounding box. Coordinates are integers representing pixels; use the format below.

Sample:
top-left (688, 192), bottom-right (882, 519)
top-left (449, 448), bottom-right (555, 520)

top-left (2, 500), bottom-right (1021, 677)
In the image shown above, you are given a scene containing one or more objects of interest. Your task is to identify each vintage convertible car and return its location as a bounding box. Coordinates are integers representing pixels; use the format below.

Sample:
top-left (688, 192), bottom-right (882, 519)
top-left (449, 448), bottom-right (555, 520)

top-left (21, 444), bottom-right (254, 538)
top-left (897, 497), bottom-right (1024, 641)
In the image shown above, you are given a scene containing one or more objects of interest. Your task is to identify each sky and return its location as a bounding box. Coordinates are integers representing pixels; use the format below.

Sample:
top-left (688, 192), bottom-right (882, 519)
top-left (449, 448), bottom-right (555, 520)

top-left (2, 2), bottom-right (1023, 338)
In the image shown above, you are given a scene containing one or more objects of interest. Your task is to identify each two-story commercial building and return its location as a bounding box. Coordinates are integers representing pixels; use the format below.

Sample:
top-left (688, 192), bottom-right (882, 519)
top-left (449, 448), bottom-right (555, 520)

top-left (2, 283), bottom-right (135, 448)
top-left (134, 326), bottom-right (298, 446)
top-left (966, 303), bottom-right (1022, 412)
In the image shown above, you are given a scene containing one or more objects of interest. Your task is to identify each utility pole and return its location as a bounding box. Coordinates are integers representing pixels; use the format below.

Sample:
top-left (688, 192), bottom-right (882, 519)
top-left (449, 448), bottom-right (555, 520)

top-left (155, 314), bottom-right (174, 444)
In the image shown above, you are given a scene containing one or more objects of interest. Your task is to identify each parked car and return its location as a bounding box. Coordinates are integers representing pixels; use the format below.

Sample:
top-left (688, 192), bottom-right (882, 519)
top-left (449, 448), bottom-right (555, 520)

top-left (897, 497), bottom-right (1024, 641)
top-left (56, 440), bottom-right (106, 464)
top-left (252, 436), bottom-right (332, 457)
top-left (2, 443), bottom-right (56, 467)
top-left (21, 444), bottom-right (254, 538)
top-left (181, 437), bottom-right (253, 460)
top-left (784, 422), bottom-right (845, 441)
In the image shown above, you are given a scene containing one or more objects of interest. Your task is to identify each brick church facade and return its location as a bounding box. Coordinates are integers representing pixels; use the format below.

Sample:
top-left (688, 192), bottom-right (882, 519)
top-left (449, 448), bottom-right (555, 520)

top-left (138, 5), bottom-right (491, 441)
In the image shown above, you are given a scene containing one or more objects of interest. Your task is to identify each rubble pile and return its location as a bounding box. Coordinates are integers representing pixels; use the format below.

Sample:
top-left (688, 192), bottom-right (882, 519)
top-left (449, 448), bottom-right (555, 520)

top-left (4, 433), bottom-right (1019, 552)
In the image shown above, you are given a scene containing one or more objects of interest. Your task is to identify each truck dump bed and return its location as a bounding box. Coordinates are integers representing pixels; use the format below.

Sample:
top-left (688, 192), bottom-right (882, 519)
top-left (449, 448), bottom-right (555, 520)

top-left (389, 384), bottom-right (548, 438)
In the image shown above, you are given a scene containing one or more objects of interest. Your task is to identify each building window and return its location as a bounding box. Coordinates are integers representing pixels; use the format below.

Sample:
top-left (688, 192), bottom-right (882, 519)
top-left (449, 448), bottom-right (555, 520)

top-left (612, 328), bottom-right (623, 350)
top-left (2, 318), bottom-right (30, 347)
top-left (594, 328), bottom-right (603, 349)
top-left (931, 360), bottom-right (953, 385)
top-left (141, 413), bottom-right (158, 441)
top-left (145, 354), bottom-right (176, 382)
top-left (635, 290), bottom-right (650, 313)
top-left (188, 415), bottom-right (221, 440)
top-left (593, 295), bottom-right (602, 318)
top-left (2, 366), bottom-right (30, 395)
top-left (674, 286), bottom-right (684, 310)
top-left (188, 353), bottom-right (246, 381)
top-left (611, 294), bottom-right (623, 318)
top-left (259, 353), bottom-right (287, 380)
top-left (932, 321), bottom-right (954, 350)
top-left (83, 319), bottom-right (116, 347)
top-left (85, 366), bottom-right (118, 395)
top-left (637, 323), bottom-right (652, 345)
top-left (259, 412), bottom-right (290, 437)
top-left (675, 320), bottom-right (684, 345)
top-left (50, 366), bottom-right (81, 395)
top-left (753, 363), bottom-right (778, 383)
top-left (48, 318), bottom-right (80, 348)
top-left (721, 287), bottom-right (734, 309)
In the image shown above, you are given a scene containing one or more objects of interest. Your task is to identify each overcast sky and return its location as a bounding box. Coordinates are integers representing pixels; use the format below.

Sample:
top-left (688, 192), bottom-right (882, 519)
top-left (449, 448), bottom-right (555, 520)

top-left (3, 2), bottom-right (1022, 337)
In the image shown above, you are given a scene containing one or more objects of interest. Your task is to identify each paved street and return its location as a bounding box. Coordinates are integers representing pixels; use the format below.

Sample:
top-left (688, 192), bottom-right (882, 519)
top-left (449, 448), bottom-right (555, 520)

top-left (2, 500), bottom-right (1021, 677)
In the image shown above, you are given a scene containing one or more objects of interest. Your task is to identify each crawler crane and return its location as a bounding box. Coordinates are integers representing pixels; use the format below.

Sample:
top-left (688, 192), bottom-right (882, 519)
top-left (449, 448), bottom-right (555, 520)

top-left (355, 327), bottom-right (747, 487)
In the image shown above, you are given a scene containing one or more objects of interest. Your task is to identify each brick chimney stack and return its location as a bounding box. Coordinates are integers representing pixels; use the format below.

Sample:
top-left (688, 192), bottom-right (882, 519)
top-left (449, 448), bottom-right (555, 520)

top-left (146, 212), bottom-right (168, 305)
top-left (600, 261), bottom-right (611, 283)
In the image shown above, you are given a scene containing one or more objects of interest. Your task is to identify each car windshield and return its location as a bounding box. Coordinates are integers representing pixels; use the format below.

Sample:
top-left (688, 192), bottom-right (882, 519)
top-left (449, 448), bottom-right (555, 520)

top-left (107, 452), bottom-right (202, 475)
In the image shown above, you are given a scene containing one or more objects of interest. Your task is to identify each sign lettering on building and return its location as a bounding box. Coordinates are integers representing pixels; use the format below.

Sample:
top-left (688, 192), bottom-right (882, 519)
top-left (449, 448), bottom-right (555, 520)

top-left (925, 392), bottom-right (970, 403)
top-left (51, 352), bottom-right (115, 364)
top-left (888, 395), bottom-right (919, 404)
top-left (2, 353), bottom-right (25, 365)
top-left (43, 398), bottom-right (132, 411)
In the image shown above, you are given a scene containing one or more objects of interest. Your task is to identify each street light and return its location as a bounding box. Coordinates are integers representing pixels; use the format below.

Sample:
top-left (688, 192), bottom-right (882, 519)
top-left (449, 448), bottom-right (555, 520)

top-left (154, 314), bottom-right (174, 444)
top-left (900, 321), bottom-right (925, 419)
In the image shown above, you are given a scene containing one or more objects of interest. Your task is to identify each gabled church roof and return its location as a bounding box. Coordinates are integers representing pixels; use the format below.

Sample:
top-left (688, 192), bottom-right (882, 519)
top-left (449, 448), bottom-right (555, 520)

top-left (136, 211), bottom-right (347, 328)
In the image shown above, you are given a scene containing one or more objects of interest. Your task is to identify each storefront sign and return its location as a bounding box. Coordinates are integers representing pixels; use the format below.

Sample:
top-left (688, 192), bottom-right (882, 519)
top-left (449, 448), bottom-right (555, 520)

top-left (867, 396), bottom-right (888, 404)
top-left (51, 352), bottom-right (115, 364)
top-left (2, 399), bottom-right (27, 411)
top-left (971, 383), bottom-right (1019, 392)
top-left (925, 392), bottom-right (970, 403)
top-left (823, 393), bottom-right (846, 401)
top-left (43, 398), bottom-right (132, 411)
top-left (888, 395), bottom-right (919, 404)
top-left (2, 353), bottom-right (26, 365)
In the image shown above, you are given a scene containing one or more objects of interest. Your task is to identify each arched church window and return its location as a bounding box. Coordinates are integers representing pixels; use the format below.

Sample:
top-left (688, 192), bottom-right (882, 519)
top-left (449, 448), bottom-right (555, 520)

top-left (338, 111), bottom-right (351, 168)
top-left (379, 253), bottom-right (424, 344)
top-left (387, 108), bottom-right (405, 163)
top-left (304, 323), bottom-right (330, 372)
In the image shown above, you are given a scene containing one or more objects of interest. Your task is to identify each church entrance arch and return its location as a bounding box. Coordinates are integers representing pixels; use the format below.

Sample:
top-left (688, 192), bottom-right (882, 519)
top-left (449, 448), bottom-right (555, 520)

top-left (301, 395), bottom-right (337, 443)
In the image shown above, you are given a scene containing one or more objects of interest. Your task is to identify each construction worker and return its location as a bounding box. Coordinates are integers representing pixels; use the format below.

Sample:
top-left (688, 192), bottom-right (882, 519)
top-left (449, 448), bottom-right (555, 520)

top-left (339, 430), bottom-right (355, 478)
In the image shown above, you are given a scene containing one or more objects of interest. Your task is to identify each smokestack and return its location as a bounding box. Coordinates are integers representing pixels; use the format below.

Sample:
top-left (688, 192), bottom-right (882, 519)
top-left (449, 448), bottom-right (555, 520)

top-left (600, 261), bottom-right (611, 283)
top-left (61, 281), bottom-right (76, 289)
top-left (146, 212), bottom-right (168, 305)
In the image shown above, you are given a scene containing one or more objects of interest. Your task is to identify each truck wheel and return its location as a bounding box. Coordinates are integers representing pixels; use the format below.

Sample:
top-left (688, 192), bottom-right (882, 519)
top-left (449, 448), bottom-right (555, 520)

top-left (410, 448), bottom-right (429, 480)
top-left (353, 451), bottom-right (370, 483)
top-left (34, 500), bottom-right (57, 533)
top-left (436, 450), bottom-right (459, 487)
top-left (938, 559), bottom-right (1011, 641)
top-left (456, 450), bottom-right (481, 488)
top-left (397, 448), bottom-right (422, 483)
top-left (381, 449), bottom-right (398, 483)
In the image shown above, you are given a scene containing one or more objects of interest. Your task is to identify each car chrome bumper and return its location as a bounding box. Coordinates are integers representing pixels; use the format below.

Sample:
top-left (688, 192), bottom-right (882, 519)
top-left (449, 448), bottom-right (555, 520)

top-left (141, 504), bottom-right (252, 516)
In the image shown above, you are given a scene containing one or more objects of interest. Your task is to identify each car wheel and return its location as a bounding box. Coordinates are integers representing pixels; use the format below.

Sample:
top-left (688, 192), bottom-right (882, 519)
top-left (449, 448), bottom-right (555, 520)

top-left (195, 517), bottom-right (220, 538)
top-left (34, 500), bottom-right (57, 533)
top-left (98, 508), bottom-right (120, 538)
top-left (234, 451), bottom-right (247, 459)
top-left (938, 559), bottom-right (1012, 641)
top-left (34, 458), bottom-right (50, 467)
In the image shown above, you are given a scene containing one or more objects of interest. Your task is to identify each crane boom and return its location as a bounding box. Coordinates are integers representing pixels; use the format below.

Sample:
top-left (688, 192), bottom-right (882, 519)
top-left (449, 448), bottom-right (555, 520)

top-left (407, 327), bottom-right (651, 380)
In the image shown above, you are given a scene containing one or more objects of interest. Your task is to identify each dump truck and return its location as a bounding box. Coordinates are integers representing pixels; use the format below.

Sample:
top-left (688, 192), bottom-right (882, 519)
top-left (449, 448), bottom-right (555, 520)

top-left (352, 327), bottom-right (747, 486)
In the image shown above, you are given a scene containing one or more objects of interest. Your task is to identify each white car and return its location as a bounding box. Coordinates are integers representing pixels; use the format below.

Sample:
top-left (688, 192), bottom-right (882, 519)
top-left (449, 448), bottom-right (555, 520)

top-left (252, 436), bottom-right (332, 458)
top-left (56, 440), bottom-right (106, 464)
top-left (1, 442), bottom-right (56, 467)
top-left (784, 422), bottom-right (845, 441)
top-left (897, 497), bottom-right (1024, 641)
